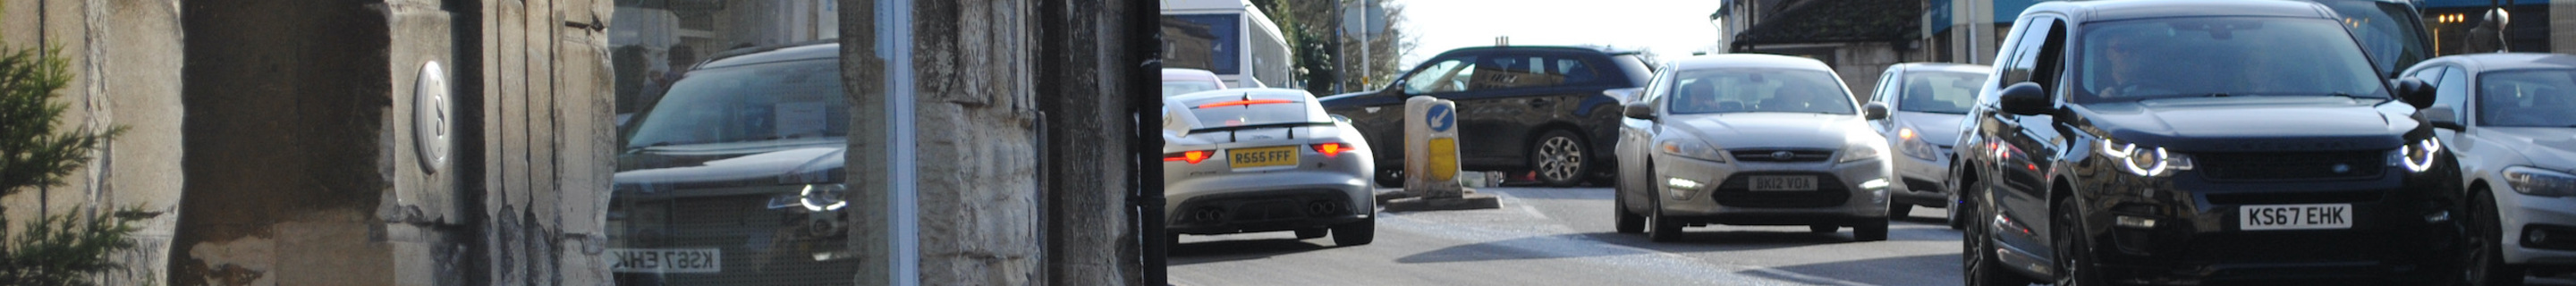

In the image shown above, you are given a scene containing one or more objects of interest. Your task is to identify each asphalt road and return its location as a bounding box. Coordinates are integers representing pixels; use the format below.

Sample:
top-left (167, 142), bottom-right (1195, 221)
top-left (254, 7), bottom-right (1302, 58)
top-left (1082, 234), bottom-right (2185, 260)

top-left (1169, 187), bottom-right (2576, 286)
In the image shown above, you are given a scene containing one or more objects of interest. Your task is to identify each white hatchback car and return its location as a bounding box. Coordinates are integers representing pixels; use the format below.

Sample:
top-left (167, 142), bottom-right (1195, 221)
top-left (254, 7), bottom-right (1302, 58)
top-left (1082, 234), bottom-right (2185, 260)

top-left (1164, 88), bottom-right (1378, 246)
top-left (2404, 53), bottom-right (2576, 285)
top-left (1611, 55), bottom-right (1895, 242)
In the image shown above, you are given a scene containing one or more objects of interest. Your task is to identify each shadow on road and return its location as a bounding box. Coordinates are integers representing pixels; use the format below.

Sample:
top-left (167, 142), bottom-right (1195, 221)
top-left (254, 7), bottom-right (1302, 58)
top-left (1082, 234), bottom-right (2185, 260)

top-left (1761, 254), bottom-right (1961, 286)
top-left (1388, 225), bottom-right (1955, 265)
top-left (1167, 238), bottom-right (1332, 266)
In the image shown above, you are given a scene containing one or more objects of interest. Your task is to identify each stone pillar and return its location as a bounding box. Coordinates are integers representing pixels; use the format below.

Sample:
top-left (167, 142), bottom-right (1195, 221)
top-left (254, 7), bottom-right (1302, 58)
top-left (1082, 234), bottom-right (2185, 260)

top-left (1036, 0), bottom-right (1141, 284)
top-left (912, 0), bottom-right (1044, 284)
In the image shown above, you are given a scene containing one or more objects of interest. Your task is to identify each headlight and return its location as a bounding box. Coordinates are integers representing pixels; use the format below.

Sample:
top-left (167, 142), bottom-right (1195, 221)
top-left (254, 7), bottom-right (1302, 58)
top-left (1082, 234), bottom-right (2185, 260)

top-left (2098, 139), bottom-right (2195, 177)
top-left (1840, 138), bottom-right (1887, 163)
top-left (2504, 166), bottom-right (2576, 197)
top-left (2387, 139), bottom-right (2443, 172)
top-left (1898, 127), bottom-right (1941, 161)
top-left (800, 183), bottom-right (850, 212)
top-left (1658, 137), bottom-right (1727, 162)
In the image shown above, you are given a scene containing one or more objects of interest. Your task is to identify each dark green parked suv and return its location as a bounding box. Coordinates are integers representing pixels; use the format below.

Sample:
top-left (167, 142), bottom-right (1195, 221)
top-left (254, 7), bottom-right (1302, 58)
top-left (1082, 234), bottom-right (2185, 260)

top-left (1317, 46), bottom-right (1653, 187)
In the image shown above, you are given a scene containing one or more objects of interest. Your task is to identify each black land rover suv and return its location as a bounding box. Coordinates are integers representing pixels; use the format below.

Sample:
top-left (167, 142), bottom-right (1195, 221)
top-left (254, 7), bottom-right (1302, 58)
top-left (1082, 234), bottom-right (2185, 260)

top-left (1952, 1), bottom-right (2465, 285)
top-left (1318, 46), bottom-right (1653, 187)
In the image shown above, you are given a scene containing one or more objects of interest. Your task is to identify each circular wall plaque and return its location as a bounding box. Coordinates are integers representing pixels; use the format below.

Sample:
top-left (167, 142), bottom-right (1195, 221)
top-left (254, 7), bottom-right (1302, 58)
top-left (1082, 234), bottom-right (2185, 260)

top-left (414, 62), bottom-right (451, 172)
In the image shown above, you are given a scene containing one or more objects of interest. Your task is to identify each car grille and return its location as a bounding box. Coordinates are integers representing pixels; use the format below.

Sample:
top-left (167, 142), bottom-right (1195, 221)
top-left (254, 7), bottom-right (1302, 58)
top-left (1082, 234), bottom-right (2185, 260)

top-left (1707, 172), bottom-right (1852, 208)
top-left (1728, 149), bottom-right (1835, 163)
top-left (2194, 150), bottom-right (2385, 181)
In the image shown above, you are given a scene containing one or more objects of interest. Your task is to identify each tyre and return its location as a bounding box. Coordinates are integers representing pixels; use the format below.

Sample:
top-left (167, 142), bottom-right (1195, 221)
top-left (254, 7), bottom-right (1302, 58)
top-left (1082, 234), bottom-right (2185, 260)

top-left (1294, 228), bottom-right (1327, 240)
top-left (2469, 189), bottom-right (2527, 286)
top-left (1964, 181), bottom-right (2037, 286)
top-left (1947, 189), bottom-right (1970, 231)
top-left (1855, 218), bottom-right (1890, 241)
top-left (2054, 198), bottom-right (2103, 286)
top-left (1648, 193), bottom-right (1684, 242)
top-left (1615, 187), bottom-right (1645, 234)
top-left (1375, 167), bottom-right (1403, 188)
top-left (1332, 218), bottom-right (1376, 247)
top-left (1532, 130), bottom-right (1590, 188)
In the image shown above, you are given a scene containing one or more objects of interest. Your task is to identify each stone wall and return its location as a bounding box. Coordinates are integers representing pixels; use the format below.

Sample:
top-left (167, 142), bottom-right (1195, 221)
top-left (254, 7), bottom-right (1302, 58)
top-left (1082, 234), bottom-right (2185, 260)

top-left (2557, 2), bottom-right (2575, 55)
top-left (0, 1), bottom-right (186, 284)
top-left (165, 0), bottom-right (613, 285)
top-left (910, 0), bottom-right (1046, 284)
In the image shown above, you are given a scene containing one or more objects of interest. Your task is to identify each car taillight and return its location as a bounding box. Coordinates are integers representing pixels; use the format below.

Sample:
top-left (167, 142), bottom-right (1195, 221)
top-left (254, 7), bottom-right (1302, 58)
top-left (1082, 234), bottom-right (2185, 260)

top-left (1311, 143), bottom-right (1351, 158)
top-left (1164, 150), bottom-right (1212, 164)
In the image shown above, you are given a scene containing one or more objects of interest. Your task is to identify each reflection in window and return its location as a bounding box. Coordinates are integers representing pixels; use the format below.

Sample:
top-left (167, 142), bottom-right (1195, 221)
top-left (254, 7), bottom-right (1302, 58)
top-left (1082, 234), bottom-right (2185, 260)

top-left (2478, 70), bottom-right (2576, 127)
top-left (1667, 69), bottom-right (1854, 114)
top-left (1897, 71), bottom-right (1987, 114)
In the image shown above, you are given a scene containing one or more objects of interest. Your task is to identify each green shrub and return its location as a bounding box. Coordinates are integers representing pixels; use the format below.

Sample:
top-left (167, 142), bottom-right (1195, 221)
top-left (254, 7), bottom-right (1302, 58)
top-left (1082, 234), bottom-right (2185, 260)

top-left (0, 38), bottom-right (144, 286)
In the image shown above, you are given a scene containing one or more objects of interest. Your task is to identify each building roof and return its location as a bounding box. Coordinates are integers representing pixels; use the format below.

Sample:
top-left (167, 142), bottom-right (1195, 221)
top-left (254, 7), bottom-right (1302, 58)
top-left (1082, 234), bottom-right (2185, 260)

top-left (1731, 0), bottom-right (1921, 46)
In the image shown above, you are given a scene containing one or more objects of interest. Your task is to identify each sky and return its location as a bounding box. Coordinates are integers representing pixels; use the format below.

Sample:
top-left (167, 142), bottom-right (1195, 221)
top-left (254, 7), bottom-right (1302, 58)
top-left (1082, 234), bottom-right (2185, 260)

top-left (1392, 0), bottom-right (1728, 67)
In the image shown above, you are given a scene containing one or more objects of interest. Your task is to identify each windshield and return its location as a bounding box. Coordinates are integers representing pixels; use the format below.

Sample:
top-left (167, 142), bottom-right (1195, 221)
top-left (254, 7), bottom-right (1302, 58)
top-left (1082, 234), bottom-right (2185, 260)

top-left (1665, 68), bottom-right (1854, 114)
top-left (1164, 80), bottom-right (1224, 97)
top-left (623, 59), bottom-right (848, 148)
top-left (2315, 0), bottom-right (2430, 75)
top-left (2073, 17), bottom-right (2390, 103)
top-left (1896, 71), bottom-right (1987, 114)
top-left (2479, 69), bottom-right (2576, 127)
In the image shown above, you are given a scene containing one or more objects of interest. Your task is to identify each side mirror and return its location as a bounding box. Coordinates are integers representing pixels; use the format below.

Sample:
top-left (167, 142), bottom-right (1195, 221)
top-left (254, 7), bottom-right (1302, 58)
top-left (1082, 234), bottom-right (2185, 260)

top-left (1623, 102), bottom-right (1657, 120)
top-left (2420, 105), bottom-right (2464, 130)
top-left (2394, 78), bottom-right (2436, 109)
top-left (1863, 102), bottom-right (1891, 121)
top-left (1998, 82), bottom-right (2053, 116)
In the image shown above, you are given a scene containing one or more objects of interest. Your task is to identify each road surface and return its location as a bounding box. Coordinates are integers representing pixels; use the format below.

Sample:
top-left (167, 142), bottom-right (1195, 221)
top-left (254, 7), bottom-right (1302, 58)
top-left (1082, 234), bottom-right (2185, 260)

top-left (1170, 187), bottom-right (2576, 285)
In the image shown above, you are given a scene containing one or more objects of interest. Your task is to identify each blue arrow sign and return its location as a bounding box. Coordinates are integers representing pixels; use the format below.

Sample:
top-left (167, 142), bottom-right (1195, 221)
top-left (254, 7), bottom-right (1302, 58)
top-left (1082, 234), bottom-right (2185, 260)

top-left (1428, 104), bottom-right (1454, 132)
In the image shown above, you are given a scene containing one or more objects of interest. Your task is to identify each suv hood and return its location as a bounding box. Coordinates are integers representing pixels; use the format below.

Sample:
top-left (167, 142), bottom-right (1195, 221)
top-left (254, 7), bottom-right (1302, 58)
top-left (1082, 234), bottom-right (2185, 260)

top-left (2482, 127), bottom-right (2576, 166)
top-left (2081, 97), bottom-right (2419, 152)
top-left (1666, 113), bottom-right (1869, 149)
top-left (614, 139), bottom-right (847, 189)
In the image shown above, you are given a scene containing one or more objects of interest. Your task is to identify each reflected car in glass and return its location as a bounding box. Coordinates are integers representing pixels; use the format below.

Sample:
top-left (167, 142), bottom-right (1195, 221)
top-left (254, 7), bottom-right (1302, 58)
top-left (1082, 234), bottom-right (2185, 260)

top-left (1862, 63), bottom-right (1990, 230)
top-left (1953, 1), bottom-right (2464, 285)
top-left (2402, 53), bottom-right (2576, 285)
top-left (608, 43), bottom-right (854, 285)
top-left (1610, 54), bottom-right (1895, 242)
top-left (1164, 88), bottom-right (1378, 247)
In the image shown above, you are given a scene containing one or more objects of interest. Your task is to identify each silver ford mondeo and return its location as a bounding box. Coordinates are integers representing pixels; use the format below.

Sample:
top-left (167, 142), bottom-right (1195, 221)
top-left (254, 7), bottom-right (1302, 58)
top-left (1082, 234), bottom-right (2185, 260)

top-left (1610, 54), bottom-right (1896, 242)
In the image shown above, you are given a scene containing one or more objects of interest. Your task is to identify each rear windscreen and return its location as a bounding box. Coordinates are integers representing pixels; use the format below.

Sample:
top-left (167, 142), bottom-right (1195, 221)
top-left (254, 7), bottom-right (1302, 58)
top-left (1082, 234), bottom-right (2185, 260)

top-left (1184, 98), bottom-right (1323, 129)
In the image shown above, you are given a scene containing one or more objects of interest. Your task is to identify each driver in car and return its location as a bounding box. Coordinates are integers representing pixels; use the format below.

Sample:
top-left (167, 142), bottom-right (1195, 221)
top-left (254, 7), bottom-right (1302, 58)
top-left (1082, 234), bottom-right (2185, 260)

top-left (2091, 32), bottom-right (2175, 99)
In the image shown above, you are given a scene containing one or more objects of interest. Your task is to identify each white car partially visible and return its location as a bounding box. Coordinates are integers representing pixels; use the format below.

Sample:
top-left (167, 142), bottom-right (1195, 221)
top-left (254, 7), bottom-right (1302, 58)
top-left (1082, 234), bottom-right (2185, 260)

top-left (1162, 88), bottom-right (1378, 246)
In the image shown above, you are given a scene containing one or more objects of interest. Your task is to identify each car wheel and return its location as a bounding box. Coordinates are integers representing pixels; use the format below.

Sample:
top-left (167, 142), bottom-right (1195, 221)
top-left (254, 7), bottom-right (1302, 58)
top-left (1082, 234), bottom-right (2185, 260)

top-left (1332, 217), bottom-right (1375, 247)
top-left (2054, 198), bottom-right (2102, 286)
top-left (2469, 188), bottom-right (2527, 286)
top-left (1892, 204), bottom-right (1915, 220)
top-left (1532, 130), bottom-right (1589, 188)
top-left (1375, 167), bottom-right (1403, 188)
top-left (1615, 185), bottom-right (1645, 234)
top-left (1964, 181), bottom-right (2036, 286)
top-left (1648, 193), bottom-right (1684, 242)
top-left (1947, 189), bottom-right (1970, 231)
top-left (1294, 228), bottom-right (1327, 240)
